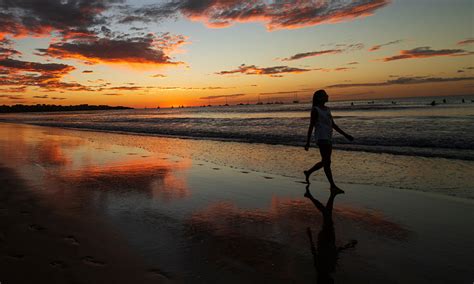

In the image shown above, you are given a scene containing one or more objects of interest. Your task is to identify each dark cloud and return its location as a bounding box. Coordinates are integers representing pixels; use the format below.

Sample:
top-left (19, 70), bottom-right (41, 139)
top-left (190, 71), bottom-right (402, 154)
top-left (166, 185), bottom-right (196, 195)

top-left (334, 43), bottom-right (365, 50)
top-left (347, 61), bottom-right (359, 65)
top-left (457, 38), bottom-right (474, 45)
top-left (151, 73), bottom-right (166, 78)
top-left (281, 49), bottom-right (342, 61)
top-left (0, 94), bottom-right (24, 100)
top-left (82, 70), bottom-right (93, 73)
top-left (368, 40), bottom-right (402, 51)
top-left (94, 85), bottom-right (232, 92)
top-left (216, 64), bottom-right (311, 77)
top-left (0, 58), bottom-right (74, 73)
top-left (313, 67), bottom-right (355, 72)
top-left (0, 0), bottom-right (122, 38)
top-left (326, 76), bottom-right (474, 88)
top-left (381, 47), bottom-right (473, 61)
top-left (281, 43), bottom-right (367, 62)
top-left (37, 32), bottom-right (186, 66)
top-left (0, 86), bottom-right (26, 93)
top-left (106, 85), bottom-right (143, 91)
top-left (333, 67), bottom-right (353, 71)
top-left (457, 66), bottom-right (474, 73)
top-left (199, 93), bottom-right (246, 100)
top-left (102, 93), bottom-right (124, 96)
top-left (121, 0), bottom-right (390, 30)
top-left (0, 38), bottom-right (21, 58)
top-left (0, 57), bottom-right (92, 91)
top-left (33, 95), bottom-right (49, 99)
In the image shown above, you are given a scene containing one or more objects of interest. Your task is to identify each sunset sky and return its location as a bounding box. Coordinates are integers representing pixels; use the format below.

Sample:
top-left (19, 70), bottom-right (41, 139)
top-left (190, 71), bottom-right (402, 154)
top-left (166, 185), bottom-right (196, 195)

top-left (0, 0), bottom-right (473, 108)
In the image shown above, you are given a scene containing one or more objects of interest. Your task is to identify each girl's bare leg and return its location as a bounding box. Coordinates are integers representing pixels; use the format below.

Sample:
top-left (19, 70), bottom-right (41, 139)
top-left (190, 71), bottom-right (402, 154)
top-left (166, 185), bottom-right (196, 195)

top-left (320, 144), bottom-right (344, 193)
top-left (304, 161), bottom-right (324, 183)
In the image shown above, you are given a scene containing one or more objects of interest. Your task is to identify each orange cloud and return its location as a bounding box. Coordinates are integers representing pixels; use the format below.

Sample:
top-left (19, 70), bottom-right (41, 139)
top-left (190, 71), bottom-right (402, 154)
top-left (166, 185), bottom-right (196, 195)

top-left (37, 33), bottom-right (187, 67)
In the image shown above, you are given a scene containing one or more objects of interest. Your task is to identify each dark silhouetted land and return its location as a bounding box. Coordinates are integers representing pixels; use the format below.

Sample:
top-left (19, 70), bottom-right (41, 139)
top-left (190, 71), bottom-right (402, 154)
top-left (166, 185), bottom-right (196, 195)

top-left (0, 104), bottom-right (132, 113)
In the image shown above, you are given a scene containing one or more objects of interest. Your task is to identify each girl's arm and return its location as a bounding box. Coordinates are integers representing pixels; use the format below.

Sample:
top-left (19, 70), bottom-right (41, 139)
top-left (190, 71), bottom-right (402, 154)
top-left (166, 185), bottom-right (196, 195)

top-left (305, 110), bottom-right (317, 150)
top-left (332, 119), bottom-right (354, 141)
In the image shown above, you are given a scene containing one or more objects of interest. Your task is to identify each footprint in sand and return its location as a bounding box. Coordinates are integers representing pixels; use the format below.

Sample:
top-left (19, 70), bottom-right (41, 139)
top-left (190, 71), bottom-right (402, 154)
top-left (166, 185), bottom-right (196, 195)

top-left (241, 171), bottom-right (249, 174)
top-left (212, 168), bottom-right (220, 170)
top-left (82, 256), bottom-right (105, 267)
top-left (63, 235), bottom-right (80, 246)
top-left (263, 176), bottom-right (274, 179)
top-left (197, 163), bottom-right (204, 166)
top-left (295, 181), bottom-right (308, 184)
top-left (29, 224), bottom-right (46, 231)
top-left (50, 260), bottom-right (67, 269)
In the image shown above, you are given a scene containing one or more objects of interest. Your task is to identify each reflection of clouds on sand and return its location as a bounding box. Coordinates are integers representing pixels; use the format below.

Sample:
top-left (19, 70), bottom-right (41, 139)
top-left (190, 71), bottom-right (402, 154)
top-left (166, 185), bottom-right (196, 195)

top-left (0, 124), bottom-right (192, 204)
top-left (188, 198), bottom-right (315, 239)
top-left (34, 140), bottom-right (72, 166)
top-left (185, 200), bottom-right (308, 281)
top-left (187, 196), bottom-right (409, 245)
top-left (53, 158), bottom-right (192, 202)
top-left (334, 206), bottom-right (410, 240)
top-left (183, 195), bottom-right (409, 280)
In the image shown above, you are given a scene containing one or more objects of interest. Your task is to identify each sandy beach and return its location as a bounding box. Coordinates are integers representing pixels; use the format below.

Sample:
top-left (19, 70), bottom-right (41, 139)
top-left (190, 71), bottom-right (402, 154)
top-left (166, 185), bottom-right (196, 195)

top-left (0, 122), bottom-right (473, 283)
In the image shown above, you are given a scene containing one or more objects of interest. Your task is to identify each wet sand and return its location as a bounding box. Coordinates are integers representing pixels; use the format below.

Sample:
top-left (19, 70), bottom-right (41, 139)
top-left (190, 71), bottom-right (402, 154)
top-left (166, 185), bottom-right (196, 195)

top-left (0, 122), bottom-right (473, 283)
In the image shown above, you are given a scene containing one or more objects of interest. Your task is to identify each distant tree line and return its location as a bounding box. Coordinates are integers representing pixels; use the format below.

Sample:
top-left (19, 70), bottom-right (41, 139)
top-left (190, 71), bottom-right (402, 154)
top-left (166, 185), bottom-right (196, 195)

top-left (0, 104), bottom-right (133, 113)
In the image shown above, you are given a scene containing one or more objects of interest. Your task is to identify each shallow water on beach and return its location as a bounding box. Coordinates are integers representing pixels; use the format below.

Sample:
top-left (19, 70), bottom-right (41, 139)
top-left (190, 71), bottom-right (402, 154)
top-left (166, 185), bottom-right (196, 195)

top-left (1, 95), bottom-right (473, 161)
top-left (1, 122), bottom-right (472, 199)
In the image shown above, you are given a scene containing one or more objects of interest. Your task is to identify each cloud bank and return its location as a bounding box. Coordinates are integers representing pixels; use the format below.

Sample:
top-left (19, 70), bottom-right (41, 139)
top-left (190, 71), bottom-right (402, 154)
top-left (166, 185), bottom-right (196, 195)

top-left (121, 0), bottom-right (391, 31)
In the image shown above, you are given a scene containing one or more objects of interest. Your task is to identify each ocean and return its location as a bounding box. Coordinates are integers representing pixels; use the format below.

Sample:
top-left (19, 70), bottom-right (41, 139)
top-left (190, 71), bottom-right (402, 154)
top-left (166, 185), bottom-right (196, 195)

top-left (1, 95), bottom-right (473, 160)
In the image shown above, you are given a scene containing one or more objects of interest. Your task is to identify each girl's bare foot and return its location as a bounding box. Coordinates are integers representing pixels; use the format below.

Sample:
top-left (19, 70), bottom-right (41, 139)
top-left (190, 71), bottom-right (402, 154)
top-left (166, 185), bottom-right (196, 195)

top-left (330, 185), bottom-right (345, 194)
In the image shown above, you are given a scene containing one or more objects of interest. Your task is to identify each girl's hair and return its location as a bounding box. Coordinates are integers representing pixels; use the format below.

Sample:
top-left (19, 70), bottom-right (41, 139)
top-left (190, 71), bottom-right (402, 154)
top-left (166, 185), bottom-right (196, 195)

top-left (312, 89), bottom-right (327, 106)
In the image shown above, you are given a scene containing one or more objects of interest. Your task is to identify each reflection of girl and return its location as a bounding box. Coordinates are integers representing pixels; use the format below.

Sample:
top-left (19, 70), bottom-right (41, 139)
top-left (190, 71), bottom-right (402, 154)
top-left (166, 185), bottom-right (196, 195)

top-left (305, 185), bottom-right (357, 284)
top-left (304, 90), bottom-right (353, 191)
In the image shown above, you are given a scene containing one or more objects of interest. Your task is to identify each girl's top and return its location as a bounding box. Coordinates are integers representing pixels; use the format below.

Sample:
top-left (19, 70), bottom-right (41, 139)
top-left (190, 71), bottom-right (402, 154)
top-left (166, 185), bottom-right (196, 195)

top-left (313, 106), bottom-right (333, 141)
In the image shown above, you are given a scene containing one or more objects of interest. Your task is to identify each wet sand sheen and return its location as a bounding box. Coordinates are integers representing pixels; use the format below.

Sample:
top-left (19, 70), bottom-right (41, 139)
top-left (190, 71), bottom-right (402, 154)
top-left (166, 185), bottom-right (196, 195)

top-left (0, 123), bottom-right (473, 283)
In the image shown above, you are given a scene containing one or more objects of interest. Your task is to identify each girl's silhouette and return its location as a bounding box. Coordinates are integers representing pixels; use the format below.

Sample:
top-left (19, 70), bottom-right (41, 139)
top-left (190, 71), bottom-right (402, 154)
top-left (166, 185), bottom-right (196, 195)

top-left (304, 90), bottom-right (353, 192)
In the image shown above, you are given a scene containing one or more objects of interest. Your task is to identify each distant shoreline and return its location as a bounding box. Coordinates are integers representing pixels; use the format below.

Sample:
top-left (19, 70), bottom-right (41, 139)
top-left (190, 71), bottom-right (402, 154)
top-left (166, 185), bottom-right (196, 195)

top-left (0, 104), bottom-right (133, 113)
